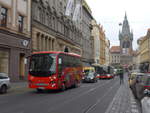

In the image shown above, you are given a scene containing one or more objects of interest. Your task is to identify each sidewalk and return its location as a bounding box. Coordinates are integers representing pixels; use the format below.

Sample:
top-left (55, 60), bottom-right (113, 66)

top-left (105, 74), bottom-right (141, 113)
top-left (9, 82), bottom-right (28, 91)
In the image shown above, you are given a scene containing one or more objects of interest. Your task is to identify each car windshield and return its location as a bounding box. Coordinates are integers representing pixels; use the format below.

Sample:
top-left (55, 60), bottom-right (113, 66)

top-left (87, 72), bottom-right (94, 77)
top-left (84, 70), bottom-right (90, 73)
top-left (0, 73), bottom-right (8, 79)
top-left (29, 54), bottom-right (57, 77)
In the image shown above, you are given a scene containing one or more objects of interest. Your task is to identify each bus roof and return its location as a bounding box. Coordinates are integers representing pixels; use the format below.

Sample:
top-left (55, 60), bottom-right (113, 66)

top-left (32, 51), bottom-right (81, 57)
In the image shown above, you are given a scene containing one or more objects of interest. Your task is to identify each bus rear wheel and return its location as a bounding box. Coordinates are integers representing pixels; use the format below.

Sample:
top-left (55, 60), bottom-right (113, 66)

top-left (73, 81), bottom-right (79, 88)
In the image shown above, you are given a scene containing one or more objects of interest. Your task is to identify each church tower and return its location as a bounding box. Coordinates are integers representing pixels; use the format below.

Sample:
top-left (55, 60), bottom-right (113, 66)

top-left (119, 13), bottom-right (133, 65)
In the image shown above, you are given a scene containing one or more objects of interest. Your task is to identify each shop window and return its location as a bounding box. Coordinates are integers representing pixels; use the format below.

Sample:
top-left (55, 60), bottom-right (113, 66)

top-left (0, 7), bottom-right (8, 27)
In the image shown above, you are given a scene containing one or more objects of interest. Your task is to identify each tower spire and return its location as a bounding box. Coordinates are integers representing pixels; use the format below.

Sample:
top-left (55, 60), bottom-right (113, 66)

top-left (125, 12), bottom-right (127, 20)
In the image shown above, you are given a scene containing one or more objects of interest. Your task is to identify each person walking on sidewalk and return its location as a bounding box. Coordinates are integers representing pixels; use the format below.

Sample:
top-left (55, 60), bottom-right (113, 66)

top-left (119, 69), bottom-right (124, 84)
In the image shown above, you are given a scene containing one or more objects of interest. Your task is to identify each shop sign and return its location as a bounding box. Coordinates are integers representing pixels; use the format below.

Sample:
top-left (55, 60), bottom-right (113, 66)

top-left (22, 40), bottom-right (29, 47)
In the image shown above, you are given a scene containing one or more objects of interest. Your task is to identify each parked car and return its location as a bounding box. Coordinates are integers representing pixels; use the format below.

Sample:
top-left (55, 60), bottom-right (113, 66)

top-left (132, 73), bottom-right (149, 100)
top-left (0, 73), bottom-right (10, 94)
top-left (141, 89), bottom-right (150, 113)
top-left (83, 67), bottom-right (95, 75)
top-left (82, 71), bottom-right (98, 83)
top-left (128, 72), bottom-right (137, 89)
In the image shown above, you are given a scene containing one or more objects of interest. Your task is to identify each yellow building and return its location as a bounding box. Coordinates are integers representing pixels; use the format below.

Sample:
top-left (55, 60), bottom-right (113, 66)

top-left (99, 25), bottom-right (106, 65)
top-left (137, 29), bottom-right (150, 72)
top-left (105, 39), bottom-right (110, 66)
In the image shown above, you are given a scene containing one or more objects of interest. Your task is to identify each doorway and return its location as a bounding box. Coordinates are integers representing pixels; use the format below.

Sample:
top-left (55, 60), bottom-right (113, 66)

top-left (19, 53), bottom-right (25, 80)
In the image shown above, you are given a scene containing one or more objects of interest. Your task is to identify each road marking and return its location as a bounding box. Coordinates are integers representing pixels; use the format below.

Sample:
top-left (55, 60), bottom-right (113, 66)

top-left (48, 80), bottom-right (113, 112)
top-left (83, 81), bottom-right (119, 113)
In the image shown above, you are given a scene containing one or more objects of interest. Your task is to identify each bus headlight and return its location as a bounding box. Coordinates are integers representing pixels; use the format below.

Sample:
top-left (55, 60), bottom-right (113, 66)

top-left (53, 76), bottom-right (57, 79)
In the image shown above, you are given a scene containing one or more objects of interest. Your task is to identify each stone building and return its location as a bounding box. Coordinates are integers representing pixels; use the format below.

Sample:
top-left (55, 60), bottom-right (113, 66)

top-left (91, 20), bottom-right (100, 64)
top-left (81, 0), bottom-right (94, 65)
top-left (0, 0), bottom-right (31, 81)
top-left (110, 46), bottom-right (121, 67)
top-left (137, 29), bottom-right (150, 72)
top-left (99, 25), bottom-right (106, 65)
top-left (119, 13), bottom-right (133, 65)
top-left (105, 39), bottom-right (110, 66)
top-left (32, 0), bottom-right (82, 55)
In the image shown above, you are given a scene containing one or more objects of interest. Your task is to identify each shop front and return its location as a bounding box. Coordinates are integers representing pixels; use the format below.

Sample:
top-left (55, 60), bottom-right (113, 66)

top-left (0, 30), bottom-right (31, 81)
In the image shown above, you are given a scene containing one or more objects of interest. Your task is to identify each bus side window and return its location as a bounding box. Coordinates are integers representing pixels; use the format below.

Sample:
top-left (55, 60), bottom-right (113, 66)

top-left (58, 56), bottom-right (63, 75)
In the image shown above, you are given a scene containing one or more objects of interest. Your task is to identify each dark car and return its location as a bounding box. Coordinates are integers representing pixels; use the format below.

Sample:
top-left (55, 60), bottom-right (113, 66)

top-left (132, 73), bottom-right (150, 100)
top-left (82, 72), bottom-right (98, 83)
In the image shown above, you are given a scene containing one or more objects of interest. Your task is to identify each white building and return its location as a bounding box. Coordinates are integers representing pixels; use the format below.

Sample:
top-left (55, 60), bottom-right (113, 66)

top-left (91, 20), bottom-right (100, 64)
top-left (110, 46), bottom-right (121, 66)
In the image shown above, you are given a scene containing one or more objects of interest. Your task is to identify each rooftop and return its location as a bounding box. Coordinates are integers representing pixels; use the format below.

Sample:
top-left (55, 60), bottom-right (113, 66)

top-left (110, 46), bottom-right (121, 53)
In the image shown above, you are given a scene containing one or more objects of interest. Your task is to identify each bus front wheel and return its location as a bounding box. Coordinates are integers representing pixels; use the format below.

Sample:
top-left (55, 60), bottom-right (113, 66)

top-left (36, 88), bottom-right (43, 93)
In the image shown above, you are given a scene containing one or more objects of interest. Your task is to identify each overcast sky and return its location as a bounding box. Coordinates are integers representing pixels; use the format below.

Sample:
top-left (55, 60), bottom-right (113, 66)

top-left (86, 0), bottom-right (150, 50)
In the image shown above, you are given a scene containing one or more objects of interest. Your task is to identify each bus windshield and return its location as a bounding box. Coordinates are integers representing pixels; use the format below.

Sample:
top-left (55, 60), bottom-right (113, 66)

top-left (29, 54), bottom-right (57, 77)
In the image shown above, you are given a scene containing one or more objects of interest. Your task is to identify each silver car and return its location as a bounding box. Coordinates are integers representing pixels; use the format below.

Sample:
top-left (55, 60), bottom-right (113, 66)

top-left (0, 73), bottom-right (10, 94)
top-left (141, 89), bottom-right (150, 113)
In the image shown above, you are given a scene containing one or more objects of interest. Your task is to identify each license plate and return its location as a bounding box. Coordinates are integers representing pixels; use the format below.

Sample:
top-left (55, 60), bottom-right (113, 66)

top-left (38, 87), bottom-right (45, 90)
top-left (36, 83), bottom-right (47, 86)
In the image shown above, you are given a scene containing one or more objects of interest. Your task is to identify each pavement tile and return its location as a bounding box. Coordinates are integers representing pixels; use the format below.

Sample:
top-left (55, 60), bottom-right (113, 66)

top-left (105, 74), bottom-right (140, 113)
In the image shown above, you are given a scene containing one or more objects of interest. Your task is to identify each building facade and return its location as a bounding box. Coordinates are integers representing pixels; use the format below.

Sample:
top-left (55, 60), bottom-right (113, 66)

top-left (81, 0), bottom-right (94, 65)
top-left (32, 0), bottom-right (82, 55)
top-left (137, 29), bottom-right (150, 72)
top-left (119, 13), bottom-right (133, 65)
top-left (99, 25), bottom-right (106, 65)
top-left (105, 39), bottom-right (110, 66)
top-left (132, 51), bottom-right (138, 70)
top-left (91, 20), bottom-right (100, 64)
top-left (110, 46), bottom-right (121, 67)
top-left (0, 0), bottom-right (31, 81)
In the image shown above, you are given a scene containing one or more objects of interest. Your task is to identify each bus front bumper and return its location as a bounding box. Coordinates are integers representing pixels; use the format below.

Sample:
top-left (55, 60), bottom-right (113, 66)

top-left (28, 83), bottom-right (59, 90)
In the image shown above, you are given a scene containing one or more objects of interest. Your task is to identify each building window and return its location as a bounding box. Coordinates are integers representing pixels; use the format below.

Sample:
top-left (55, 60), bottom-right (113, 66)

top-left (18, 15), bottom-right (24, 32)
top-left (0, 7), bottom-right (8, 27)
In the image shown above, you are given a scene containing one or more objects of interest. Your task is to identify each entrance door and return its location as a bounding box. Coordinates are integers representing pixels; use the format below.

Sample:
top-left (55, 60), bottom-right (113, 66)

top-left (19, 53), bottom-right (25, 80)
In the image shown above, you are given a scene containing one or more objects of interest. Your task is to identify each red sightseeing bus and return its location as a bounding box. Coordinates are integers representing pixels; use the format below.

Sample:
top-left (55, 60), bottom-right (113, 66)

top-left (28, 51), bottom-right (82, 92)
top-left (95, 65), bottom-right (114, 79)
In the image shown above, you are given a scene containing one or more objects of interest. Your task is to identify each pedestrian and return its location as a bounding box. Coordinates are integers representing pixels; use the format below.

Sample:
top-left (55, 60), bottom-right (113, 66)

top-left (119, 69), bottom-right (124, 84)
